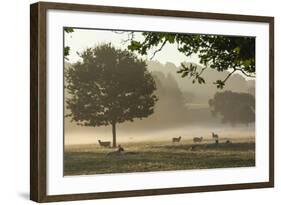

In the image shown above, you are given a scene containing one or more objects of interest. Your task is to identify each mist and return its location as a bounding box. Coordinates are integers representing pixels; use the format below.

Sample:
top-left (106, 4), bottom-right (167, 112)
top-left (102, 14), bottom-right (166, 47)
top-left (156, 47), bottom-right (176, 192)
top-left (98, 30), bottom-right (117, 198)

top-left (64, 61), bottom-right (255, 145)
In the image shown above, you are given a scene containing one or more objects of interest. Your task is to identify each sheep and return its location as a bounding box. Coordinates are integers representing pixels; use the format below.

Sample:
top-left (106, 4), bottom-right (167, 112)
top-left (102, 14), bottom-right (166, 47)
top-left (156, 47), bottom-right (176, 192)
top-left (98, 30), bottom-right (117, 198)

top-left (172, 136), bottom-right (182, 143)
top-left (225, 139), bottom-right (232, 144)
top-left (107, 145), bottom-right (125, 156)
top-left (117, 144), bottom-right (124, 152)
top-left (212, 132), bottom-right (219, 140)
top-left (98, 140), bottom-right (111, 147)
top-left (193, 136), bottom-right (203, 143)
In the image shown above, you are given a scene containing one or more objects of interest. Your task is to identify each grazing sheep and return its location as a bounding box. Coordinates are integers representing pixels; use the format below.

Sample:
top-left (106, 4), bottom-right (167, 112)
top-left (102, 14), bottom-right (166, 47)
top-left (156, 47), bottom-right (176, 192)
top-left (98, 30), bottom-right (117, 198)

top-left (98, 140), bottom-right (111, 147)
top-left (193, 136), bottom-right (203, 143)
top-left (212, 132), bottom-right (219, 140)
top-left (107, 145), bottom-right (124, 156)
top-left (172, 136), bottom-right (182, 143)
top-left (225, 139), bottom-right (231, 144)
top-left (118, 144), bottom-right (124, 152)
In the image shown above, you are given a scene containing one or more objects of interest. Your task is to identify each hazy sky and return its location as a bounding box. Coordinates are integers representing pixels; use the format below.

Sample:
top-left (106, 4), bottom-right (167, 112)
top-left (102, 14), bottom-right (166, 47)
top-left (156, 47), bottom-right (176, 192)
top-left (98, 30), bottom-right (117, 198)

top-left (64, 28), bottom-right (201, 67)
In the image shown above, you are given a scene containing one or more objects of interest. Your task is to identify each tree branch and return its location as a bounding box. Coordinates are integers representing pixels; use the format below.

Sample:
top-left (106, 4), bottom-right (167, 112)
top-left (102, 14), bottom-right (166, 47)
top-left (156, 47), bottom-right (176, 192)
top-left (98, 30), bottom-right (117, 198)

top-left (198, 66), bottom-right (207, 76)
top-left (236, 68), bottom-right (256, 78)
top-left (120, 32), bottom-right (135, 44)
top-left (150, 39), bottom-right (168, 60)
top-left (223, 69), bottom-right (236, 83)
top-left (213, 69), bottom-right (237, 88)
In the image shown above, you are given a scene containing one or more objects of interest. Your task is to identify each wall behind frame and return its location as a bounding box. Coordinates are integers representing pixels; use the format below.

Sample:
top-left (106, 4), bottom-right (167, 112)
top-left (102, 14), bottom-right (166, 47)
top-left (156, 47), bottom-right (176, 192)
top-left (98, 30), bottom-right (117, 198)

top-left (0, 0), bottom-right (279, 204)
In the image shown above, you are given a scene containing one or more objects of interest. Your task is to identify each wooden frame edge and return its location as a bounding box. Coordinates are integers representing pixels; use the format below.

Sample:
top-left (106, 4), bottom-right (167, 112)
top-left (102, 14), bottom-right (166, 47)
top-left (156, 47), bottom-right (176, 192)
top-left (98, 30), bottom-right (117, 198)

top-left (39, 182), bottom-right (273, 203)
top-left (30, 2), bottom-right (39, 202)
top-left (30, 1), bottom-right (274, 202)
top-left (269, 17), bottom-right (274, 188)
top-left (37, 1), bottom-right (274, 22)
top-left (30, 2), bottom-right (48, 202)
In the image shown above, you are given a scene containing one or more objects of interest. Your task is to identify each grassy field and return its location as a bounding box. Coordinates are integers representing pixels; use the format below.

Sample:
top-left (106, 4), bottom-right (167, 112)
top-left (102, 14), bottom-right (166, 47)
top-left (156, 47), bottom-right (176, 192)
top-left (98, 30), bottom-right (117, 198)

top-left (64, 138), bottom-right (255, 176)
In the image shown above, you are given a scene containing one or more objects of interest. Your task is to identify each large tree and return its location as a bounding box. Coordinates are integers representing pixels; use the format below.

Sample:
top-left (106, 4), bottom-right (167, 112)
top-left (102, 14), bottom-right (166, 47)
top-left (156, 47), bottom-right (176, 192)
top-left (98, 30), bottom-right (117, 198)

top-left (65, 44), bottom-right (157, 147)
top-left (208, 91), bottom-right (255, 126)
top-left (127, 32), bottom-right (255, 88)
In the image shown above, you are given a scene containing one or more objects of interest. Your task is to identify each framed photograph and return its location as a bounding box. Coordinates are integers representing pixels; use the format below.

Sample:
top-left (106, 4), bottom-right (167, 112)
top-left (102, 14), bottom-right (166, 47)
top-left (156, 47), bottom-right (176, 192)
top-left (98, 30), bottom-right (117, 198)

top-left (30, 1), bottom-right (274, 202)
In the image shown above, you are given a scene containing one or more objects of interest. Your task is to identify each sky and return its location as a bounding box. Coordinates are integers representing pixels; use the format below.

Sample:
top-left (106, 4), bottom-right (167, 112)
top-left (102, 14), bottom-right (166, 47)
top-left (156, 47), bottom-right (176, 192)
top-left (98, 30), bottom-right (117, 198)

top-left (64, 28), bottom-right (201, 67)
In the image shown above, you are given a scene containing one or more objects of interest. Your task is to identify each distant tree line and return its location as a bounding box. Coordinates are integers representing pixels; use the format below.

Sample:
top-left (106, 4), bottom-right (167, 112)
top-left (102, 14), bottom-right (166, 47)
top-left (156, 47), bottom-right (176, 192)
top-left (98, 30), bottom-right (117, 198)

top-left (209, 91), bottom-right (255, 126)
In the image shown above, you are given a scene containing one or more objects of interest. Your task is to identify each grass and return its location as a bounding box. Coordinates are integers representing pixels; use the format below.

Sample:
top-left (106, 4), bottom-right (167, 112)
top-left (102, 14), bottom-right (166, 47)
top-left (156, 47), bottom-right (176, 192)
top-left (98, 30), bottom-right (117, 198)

top-left (64, 138), bottom-right (255, 176)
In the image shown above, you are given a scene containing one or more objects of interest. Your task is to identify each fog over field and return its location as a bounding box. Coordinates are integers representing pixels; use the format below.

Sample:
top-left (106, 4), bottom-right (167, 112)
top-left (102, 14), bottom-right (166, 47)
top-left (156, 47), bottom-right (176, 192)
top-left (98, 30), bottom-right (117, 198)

top-left (65, 125), bottom-right (254, 145)
top-left (63, 29), bottom-right (256, 175)
top-left (64, 61), bottom-right (255, 145)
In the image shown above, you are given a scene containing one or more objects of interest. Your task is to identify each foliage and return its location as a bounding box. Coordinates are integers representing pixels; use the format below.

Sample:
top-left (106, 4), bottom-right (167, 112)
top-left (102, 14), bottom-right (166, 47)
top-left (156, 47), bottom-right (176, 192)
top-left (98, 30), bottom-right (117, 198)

top-left (127, 32), bottom-right (255, 88)
top-left (64, 28), bottom-right (74, 33)
top-left (65, 44), bottom-right (157, 146)
top-left (64, 27), bottom-right (74, 60)
top-left (209, 91), bottom-right (255, 125)
top-left (64, 46), bottom-right (70, 60)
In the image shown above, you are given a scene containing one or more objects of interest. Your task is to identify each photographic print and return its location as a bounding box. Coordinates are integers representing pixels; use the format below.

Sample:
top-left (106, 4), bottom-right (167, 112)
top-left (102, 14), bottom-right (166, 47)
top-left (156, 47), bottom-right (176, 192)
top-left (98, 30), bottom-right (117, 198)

top-left (30, 2), bottom-right (274, 202)
top-left (63, 28), bottom-right (256, 176)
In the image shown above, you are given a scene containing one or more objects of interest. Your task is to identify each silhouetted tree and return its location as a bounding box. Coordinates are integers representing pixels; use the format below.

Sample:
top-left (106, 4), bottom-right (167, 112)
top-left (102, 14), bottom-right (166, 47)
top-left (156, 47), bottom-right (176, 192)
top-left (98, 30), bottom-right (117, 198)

top-left (209, 91), bottom-right (255, 126)
top-left (127, 32), bottom-right (255, 88)
top-left (65, 44), bottom-right (157, 147)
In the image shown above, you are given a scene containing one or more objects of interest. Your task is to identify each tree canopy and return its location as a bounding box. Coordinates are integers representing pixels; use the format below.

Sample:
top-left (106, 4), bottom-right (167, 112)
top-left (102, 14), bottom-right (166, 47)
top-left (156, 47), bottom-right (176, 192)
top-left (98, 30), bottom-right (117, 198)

top-left (64, 28), bottom-right (74, 60)
top-left (65, 44), bottom-right (157, 147)
top-left (127, 32), bottom-right (255, 88)
top-left (209, 91), bottom-right (255, 126)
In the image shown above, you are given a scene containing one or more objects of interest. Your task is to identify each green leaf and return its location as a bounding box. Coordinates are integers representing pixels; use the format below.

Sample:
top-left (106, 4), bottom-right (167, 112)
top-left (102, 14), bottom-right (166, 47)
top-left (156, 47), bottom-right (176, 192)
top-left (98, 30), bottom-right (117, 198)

top-left (197, 76), bottom-right (205, 84)
top-left (128, 41), bottom-right (142, 51)
top-left (181, 72), bottom-right (188, 78)
top-left (64, 28), bottom-right (74, 33)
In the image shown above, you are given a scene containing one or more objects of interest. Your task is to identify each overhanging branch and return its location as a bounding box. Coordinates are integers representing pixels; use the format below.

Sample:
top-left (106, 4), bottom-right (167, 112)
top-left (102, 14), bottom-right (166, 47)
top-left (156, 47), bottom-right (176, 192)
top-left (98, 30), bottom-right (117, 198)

top-left (150, 39), bottom-right (168, 60)
top-left (236, 68), bottom-right (256, 78)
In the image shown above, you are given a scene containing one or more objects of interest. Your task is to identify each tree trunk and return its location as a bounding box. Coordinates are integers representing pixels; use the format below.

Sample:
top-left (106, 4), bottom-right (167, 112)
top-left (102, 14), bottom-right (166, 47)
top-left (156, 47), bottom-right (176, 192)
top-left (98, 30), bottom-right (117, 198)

top-left (112, 122), bottom-right (116, 148)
